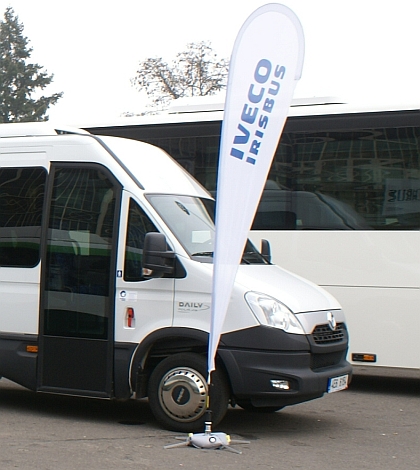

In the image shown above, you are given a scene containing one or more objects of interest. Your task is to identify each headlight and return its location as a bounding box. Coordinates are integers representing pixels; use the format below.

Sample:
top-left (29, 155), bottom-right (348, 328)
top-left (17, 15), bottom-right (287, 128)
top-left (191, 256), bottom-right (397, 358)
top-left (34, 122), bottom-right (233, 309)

top-left (245, 291), bottom-right (305, 334)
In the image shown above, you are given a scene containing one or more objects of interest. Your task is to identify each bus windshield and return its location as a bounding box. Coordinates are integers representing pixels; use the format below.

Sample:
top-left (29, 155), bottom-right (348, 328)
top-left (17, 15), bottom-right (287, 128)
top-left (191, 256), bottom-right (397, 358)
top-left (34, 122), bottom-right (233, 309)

top-left (147, 194), bottom-right (267, 264)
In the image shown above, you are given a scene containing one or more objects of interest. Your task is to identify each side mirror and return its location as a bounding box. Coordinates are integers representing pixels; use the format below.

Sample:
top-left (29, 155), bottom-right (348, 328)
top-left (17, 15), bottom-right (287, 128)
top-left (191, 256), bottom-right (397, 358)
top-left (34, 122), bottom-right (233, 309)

top-left (143, 232), bottom-right (175, 278)
top-left (261, 239), bottom-right (271, 263)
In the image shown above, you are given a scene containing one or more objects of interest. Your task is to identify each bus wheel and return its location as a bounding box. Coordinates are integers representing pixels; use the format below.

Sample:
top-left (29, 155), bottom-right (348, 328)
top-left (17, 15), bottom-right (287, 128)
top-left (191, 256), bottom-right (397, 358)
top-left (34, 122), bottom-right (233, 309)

top-left (148, 353), bottom-right (229, 432)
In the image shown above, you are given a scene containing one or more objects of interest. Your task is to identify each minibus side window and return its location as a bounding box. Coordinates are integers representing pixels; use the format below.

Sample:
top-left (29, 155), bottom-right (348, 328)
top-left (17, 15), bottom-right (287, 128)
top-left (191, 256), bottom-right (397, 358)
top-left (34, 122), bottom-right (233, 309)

top-left (0, 167), bottom-right (46, 267)
top-left (44, 166), bottom-right (118, 339)
top-left (124, 198), bottom-right (158, 282)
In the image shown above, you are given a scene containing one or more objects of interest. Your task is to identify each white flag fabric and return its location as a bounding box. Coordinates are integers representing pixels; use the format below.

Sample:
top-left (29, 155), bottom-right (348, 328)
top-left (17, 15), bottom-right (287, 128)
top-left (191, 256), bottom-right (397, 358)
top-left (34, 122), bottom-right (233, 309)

top-left (208, 4), bottom-right (305, 376)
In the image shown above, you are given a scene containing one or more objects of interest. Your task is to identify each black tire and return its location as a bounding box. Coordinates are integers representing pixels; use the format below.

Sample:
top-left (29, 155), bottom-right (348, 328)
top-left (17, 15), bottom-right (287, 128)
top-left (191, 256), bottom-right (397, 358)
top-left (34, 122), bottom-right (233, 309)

top-left (237, 401), bottom-right (284, 413)
top-left (148, 353), bottom-right (229, 432)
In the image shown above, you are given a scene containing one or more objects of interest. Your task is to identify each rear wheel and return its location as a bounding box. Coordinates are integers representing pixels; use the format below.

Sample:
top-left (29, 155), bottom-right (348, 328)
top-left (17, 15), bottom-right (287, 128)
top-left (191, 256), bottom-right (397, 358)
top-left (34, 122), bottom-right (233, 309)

top-left (148, 353), bottom-right (229, 432)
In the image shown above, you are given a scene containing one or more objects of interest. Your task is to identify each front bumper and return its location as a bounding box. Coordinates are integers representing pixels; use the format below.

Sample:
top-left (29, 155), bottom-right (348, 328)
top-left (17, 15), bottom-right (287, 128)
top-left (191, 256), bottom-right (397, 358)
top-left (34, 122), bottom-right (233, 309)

top-left (218, 347), bottom-right (352, 407)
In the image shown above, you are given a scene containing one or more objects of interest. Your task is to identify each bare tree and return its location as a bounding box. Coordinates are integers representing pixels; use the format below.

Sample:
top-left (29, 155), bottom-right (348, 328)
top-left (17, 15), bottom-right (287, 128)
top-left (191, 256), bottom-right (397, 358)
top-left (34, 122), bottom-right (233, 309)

top-left (132, 41), bottom-right (228, 111)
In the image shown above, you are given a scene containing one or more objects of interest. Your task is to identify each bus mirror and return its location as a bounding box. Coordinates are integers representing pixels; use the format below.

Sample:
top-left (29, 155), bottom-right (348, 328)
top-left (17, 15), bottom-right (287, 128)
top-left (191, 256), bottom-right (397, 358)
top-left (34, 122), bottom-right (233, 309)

top-left (143, 232), bottom-right (175, 278)
top-left (261, 239), bottom-right (271, 263)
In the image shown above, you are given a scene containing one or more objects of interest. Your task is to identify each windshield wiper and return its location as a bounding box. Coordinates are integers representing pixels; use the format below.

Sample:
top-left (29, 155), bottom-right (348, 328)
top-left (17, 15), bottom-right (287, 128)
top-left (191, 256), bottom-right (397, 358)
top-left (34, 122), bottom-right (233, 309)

top-left (191, 251), bottom-right (266, 265)
top-left (191, 251), bottom-right (214, 257)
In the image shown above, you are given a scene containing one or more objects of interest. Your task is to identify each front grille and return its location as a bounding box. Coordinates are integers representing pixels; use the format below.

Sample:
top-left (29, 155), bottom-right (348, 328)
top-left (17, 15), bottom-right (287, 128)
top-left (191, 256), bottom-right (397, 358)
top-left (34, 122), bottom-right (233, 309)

top-left (311, 323), bottom-right (345, 344)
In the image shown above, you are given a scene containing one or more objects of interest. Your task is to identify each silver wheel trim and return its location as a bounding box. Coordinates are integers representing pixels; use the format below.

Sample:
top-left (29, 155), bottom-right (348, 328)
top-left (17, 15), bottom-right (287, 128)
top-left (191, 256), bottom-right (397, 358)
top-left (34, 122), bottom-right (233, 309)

top-left (158, 366), bottom-right (208, 423)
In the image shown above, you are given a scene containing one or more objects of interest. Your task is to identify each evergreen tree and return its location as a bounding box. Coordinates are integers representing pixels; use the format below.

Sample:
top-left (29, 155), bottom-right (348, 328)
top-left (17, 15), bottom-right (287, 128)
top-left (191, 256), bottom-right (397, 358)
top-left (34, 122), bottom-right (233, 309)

top-left (0, 7), bottom-right (62, 122)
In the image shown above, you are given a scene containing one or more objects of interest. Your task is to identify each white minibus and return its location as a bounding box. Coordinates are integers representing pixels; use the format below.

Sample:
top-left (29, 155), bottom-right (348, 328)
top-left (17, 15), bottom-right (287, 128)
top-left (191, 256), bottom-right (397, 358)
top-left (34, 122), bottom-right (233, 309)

top-left (0, 123), bottom-right (351, 431)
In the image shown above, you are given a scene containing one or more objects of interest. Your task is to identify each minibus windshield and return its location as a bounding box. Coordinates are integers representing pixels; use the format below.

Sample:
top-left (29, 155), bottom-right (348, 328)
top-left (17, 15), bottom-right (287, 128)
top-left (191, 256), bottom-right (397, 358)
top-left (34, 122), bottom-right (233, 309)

top-left (147, 195), bottom-right (267, 264)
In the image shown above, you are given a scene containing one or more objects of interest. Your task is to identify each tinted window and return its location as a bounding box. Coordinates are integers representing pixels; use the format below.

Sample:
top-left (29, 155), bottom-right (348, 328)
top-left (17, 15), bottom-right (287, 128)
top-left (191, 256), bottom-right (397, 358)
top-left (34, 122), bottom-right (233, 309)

top-left (124, 199), bottom-right (158, 282)
top-left (44, 166), bottom-right (119, 339)
top-left (89, 119), bottom-right (420, 230)
top-left (0, 167), bottom-right (46, 267)
top-left (267, 127), bottom-right (420, 230)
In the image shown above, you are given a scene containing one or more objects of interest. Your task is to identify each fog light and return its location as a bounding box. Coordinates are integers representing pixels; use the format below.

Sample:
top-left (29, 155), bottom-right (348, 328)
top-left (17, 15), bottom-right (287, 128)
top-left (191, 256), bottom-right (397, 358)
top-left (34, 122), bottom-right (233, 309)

top-left (270, 379), bottom-right (290, 390)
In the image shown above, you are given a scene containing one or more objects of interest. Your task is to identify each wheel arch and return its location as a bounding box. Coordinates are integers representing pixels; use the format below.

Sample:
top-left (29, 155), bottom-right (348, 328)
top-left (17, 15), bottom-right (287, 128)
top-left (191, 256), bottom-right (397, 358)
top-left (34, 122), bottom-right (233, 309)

top-left (130, 327), bottom-right (231, 398)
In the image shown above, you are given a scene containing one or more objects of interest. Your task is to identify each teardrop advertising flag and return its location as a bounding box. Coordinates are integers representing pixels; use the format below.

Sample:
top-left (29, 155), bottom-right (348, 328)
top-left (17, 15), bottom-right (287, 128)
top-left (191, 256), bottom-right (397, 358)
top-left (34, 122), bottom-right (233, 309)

top-left (208, 4), bottom-right (305, 376)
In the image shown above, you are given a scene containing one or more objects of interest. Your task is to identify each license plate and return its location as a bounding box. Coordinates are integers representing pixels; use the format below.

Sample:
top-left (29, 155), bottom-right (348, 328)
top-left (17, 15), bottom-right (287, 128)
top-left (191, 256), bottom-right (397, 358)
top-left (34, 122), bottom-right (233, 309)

top-left (327, 374), bottom-right (349, 393)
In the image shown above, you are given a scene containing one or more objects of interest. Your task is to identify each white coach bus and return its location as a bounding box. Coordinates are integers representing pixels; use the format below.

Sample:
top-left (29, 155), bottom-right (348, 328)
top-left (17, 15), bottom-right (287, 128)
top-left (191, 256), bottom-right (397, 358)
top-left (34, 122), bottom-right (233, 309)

top-left (85, 97), bottom-right (420, 375)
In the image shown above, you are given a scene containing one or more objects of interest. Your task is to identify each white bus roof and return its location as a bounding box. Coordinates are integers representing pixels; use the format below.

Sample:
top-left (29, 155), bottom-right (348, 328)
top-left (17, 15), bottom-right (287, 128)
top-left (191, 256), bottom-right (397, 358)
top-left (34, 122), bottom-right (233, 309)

top-left (77, 96), bottom-right (420, 130)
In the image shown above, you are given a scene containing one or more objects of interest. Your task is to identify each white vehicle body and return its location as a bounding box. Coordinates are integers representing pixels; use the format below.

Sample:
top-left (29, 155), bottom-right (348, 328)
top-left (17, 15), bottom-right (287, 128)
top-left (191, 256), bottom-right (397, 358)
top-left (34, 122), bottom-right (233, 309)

top-left (0, 124), bottom-right (351, 431)
top-left (84, 97), bottom-right (420, 375)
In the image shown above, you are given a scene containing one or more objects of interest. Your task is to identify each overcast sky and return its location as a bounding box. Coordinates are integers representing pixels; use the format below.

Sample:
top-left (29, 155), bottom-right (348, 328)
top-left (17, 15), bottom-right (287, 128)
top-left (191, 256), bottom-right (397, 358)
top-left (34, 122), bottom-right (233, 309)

top-left (1, 0), bottom-right (419, 125)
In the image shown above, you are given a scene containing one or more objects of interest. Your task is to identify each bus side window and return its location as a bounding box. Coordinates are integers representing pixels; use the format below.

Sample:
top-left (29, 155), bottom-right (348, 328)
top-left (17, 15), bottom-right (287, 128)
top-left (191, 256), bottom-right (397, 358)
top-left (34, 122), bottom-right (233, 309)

top-left (124, 199), bottom-right (158, 282)
top-left (0, 167), bottom-right (46, 267)
top-left (252, 210), bottom-right (296, 230)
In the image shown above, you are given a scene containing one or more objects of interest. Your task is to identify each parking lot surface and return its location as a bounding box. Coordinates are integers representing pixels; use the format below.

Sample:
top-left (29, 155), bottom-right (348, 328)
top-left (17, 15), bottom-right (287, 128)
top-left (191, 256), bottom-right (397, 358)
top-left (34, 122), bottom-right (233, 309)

top-left (0, 370), bottom-right (419, 469)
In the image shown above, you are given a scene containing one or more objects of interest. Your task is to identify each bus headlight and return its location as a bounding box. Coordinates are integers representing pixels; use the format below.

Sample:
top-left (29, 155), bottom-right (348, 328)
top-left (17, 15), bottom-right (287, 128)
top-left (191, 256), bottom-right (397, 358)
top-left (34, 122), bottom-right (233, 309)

top-left (245, 291), bottom-right (305, 334)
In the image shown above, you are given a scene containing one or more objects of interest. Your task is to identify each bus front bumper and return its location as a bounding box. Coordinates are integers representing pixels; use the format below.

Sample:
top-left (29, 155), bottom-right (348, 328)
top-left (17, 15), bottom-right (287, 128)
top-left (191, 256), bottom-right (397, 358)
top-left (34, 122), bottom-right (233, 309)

top-left (219, 348), bottom-right (352, 408)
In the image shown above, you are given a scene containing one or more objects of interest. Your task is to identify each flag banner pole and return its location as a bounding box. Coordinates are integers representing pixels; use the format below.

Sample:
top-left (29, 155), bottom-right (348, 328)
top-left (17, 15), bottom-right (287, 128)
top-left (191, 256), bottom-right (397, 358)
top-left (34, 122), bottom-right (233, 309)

top-left (166, 3), bottom-right (304, 451)
top-left (208, 2), bottom-right (305, 376)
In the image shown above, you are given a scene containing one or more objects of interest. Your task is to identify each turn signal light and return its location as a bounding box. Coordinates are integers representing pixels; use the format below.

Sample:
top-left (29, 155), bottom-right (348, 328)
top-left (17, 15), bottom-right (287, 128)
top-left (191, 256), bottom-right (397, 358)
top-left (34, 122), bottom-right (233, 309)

top-left (352, 353), bottom-right (377, 363)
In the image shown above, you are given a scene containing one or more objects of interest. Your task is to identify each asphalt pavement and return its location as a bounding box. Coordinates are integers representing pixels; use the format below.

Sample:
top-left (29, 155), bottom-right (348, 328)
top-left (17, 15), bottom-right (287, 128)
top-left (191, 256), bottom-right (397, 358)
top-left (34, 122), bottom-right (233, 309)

top-left (0, 369), bottom-right (419, 470)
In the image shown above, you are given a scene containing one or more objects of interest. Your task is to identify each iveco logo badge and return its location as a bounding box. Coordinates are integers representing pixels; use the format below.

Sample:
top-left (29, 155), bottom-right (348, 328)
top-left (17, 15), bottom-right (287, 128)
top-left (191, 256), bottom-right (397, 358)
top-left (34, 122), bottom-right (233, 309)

top-left (327, 311), bottom-right (337, 331)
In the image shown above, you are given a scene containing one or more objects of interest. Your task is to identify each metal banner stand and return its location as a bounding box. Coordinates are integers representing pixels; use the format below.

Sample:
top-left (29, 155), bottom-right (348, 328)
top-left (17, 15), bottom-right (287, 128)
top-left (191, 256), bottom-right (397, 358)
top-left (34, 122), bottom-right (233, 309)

top-left (164, 374), bottom-right (250, 453)
top-left (164, 410), bottom-right (250, 453)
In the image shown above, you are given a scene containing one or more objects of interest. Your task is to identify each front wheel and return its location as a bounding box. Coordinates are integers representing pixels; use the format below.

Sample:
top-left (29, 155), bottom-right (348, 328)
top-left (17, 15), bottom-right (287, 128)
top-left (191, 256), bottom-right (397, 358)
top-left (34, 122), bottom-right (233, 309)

top-left (148, 353), bottom-right (229, 432)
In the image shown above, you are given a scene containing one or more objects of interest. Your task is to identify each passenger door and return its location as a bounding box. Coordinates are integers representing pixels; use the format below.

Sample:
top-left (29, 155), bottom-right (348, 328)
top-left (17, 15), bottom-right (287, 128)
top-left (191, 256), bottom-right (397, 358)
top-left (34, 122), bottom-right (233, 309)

top-left (38, 164), bottom-right (122, 397)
